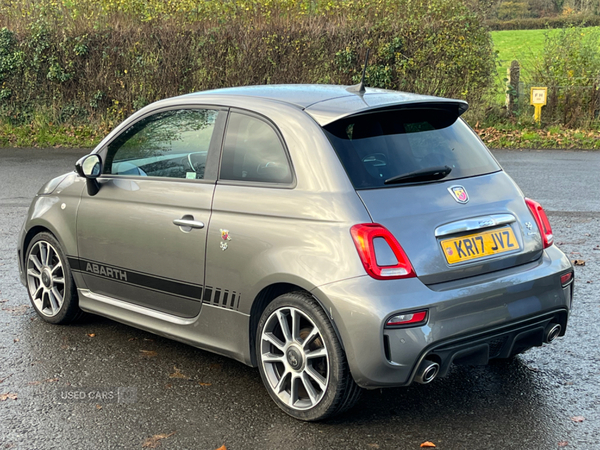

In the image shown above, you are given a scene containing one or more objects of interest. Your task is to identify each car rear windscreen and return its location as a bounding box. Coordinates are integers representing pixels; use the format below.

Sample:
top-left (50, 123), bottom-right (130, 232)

top-left (322, 107), bottom-right (501, 189)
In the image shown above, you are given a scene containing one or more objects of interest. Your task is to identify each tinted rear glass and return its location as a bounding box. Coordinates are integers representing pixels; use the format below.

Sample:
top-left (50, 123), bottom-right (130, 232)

top-left (323, 108), bottom-right (500, 189)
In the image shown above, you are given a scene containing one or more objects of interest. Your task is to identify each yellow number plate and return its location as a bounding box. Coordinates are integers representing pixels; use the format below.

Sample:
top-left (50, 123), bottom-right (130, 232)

top-left (440, 226), bottom-right (520, 265)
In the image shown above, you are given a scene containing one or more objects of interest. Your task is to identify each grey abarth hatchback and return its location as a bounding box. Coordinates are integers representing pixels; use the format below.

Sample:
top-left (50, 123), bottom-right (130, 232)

top-left (18, 85), bottom-right (574, 421)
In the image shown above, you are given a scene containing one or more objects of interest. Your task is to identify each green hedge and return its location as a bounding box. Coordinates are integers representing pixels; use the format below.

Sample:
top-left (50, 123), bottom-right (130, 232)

top-left (0, 0), bottom-right (495, 127)
top-left (485, 14), bottom-right (600, 30)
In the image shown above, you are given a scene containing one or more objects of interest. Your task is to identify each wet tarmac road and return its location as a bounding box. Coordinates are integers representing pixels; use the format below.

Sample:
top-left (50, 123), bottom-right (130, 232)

top-left (0, 148), bottom-right (598, 450)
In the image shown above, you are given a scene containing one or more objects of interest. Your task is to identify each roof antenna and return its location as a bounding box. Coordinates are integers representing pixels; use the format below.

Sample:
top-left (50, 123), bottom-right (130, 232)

top-left (346, 49), bottom-right (370, 95)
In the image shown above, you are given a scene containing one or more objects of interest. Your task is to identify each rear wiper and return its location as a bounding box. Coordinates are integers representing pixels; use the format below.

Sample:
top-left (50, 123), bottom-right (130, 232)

top-left (384, 166), bottom-right (452, 185)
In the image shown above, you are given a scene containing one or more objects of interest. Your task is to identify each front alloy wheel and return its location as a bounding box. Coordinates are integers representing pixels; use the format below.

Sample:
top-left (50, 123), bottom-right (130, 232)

top-left (25, 232), bottom-right (81, 324)
top-left (27, 239), bottom-right (65, 317)
top-left (256, 292), bottom-right (361, 421)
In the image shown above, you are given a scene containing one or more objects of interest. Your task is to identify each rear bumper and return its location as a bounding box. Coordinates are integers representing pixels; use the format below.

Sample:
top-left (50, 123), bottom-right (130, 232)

top-left (312, 245), bottom-right (573, 389)
top-left (421, 310), bottom-right (567, 379)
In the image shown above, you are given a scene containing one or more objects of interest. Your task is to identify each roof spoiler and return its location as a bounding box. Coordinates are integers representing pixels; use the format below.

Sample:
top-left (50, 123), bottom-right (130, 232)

top-left (339, 100), bottom-right (469, 121)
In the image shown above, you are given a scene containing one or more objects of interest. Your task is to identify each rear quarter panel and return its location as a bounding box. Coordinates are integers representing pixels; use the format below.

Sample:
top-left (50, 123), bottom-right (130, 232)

top-left (203, 101), bottom-right (372, 314)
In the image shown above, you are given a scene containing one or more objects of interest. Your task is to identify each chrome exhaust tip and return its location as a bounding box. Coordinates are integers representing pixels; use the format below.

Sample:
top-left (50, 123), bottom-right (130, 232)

top-left (414, 359), bottom-right (440, 384)
top-left (545, 323), bottom-right (562, 343)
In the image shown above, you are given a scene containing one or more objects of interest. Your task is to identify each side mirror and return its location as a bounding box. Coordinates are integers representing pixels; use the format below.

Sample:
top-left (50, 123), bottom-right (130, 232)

top-left (75, 154), bottom-right (102, 196)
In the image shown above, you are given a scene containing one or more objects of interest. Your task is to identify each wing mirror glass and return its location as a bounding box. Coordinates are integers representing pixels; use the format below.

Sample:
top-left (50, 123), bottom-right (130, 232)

top-left (76, 154), bottom-right (102, 179)
top-left (75, 154), bottom-right (102, 196)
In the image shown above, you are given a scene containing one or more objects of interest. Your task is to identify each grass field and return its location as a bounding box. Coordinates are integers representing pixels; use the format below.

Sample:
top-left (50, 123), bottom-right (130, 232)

top-left (490, 27), bottom-right (600, 103)
top-left (491, 28), bottom-right (555, 103)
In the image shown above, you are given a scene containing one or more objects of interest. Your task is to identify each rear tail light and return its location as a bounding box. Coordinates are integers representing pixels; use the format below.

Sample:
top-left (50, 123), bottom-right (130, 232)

top-left (350, 223), bottom-right (415, 280)
top-left (525, 198), bottom-right (554, 248)
top-left (560, 271), bottom-right (573, 287)
top-left (386, 310), bottom-right (428, 328)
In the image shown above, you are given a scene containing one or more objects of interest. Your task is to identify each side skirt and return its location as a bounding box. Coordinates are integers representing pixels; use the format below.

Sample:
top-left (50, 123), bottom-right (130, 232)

top-left (78, 289), bottom-right (254, 366)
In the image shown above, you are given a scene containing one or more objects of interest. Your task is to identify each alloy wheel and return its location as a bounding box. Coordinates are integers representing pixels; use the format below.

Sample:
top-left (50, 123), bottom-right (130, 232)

top-left (26, 240), bottom-right (66, 317)
top-left (260, 306), bottom-right (330, 410)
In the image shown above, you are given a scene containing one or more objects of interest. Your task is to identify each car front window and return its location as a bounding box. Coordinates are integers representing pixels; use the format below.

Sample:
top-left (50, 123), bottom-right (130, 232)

top-left (105, 109), bottom-right (219, 180)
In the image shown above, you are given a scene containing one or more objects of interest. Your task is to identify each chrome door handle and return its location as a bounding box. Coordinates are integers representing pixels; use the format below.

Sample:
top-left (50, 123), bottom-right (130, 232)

top-left (173, 218), bottom-right (205, 229)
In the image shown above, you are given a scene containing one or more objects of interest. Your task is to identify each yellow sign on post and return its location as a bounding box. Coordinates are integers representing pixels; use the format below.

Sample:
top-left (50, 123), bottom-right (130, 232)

top-left (530, 87), bottom-right (547, 125)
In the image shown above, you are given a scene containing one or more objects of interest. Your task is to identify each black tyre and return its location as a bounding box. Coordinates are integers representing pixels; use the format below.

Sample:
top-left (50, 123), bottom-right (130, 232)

top-left (256, 291), bottom-right (362, 421)
top-left (25, 232), bottom-right (81, 324)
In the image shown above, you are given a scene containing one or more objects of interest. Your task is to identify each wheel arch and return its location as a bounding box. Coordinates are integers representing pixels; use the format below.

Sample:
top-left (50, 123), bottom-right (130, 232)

top-left (22, 224), bottom-right (84, 324)
top-left (22, 210), bottom-right (77, 260)
top-left (22, 225), bottom-right (58, 267)
top-left (248, 282), bottom-right (345, 367)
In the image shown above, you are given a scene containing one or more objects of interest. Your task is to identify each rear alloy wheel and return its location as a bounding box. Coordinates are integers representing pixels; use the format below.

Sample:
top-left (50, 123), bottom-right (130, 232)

top-left (25, 232), bottom-right (81, 324)
top-left (256, 292), bottom-right (361, 421)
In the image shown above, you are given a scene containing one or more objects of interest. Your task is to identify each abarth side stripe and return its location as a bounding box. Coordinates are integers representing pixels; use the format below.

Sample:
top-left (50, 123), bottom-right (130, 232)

top-left (67, 256), bottom-right (203, 301)
top-left (67, 256), bottom-right (242, 311)
top-left (202, 286), bottom-right (240, 310)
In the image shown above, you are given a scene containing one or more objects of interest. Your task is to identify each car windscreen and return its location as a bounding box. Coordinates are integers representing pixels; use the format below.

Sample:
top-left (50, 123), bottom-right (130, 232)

top-left (322, 107), bottom-right (501, 189)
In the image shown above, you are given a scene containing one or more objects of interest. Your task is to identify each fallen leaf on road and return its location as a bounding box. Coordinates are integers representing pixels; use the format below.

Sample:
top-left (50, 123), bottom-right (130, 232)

top-left (142, 432), bottom-right (175, 448)
top-left (139, 350), bottom-right (157, 357)
top-left (13, 338), bottom-right (19, 343)
top-left (0, 375), bottom-right (12, 384)
top-left (169, 366), bottom-right (190, 380)
top-left (367, 444), bottom-right (380, 449)
top-left (2, 305), bottom-right (30, 315)
top-left (96, 404), bottom-right (102, 410)
top-left (558, 441), bottom-right (568, 447)
top-left (420, 442), bottom-right (436, 448)
top-left (87, 333), bottom-right (96, 337)
top-left (215, 446), bottom-right (227, 450)
top-left (0, 393), bottom-right (18, 401)
top-left (28, 378), bottom-right (59, 386)
top-left (144, 338), bottom-right (154, 342)
top-left (571, 416), bottom-right (585, 422)
top-left (128, 337), bottom-right (138, 341)
top-left (198, 382), bottom-right (212, 387)
top-left (572, 260), bottom-right (585, 266)
top-left (0, 299), bottom-right (8, 303)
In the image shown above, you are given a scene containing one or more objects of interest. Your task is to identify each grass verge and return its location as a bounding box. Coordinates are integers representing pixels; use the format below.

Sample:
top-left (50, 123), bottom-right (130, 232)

top-left (0, 122), bottom-right (107, 148)
top-left (476, 125), bottom-right (600, 149)
top-left (1, 121), bottom-right (598, 150)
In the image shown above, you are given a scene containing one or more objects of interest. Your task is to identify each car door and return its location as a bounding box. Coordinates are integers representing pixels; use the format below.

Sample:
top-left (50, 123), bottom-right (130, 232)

top-left (75, 107), bottom-right (226, 318)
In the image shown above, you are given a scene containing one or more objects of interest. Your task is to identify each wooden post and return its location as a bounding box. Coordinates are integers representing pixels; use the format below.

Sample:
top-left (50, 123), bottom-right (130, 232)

top-left (506, 60), bottom-right (520, 116)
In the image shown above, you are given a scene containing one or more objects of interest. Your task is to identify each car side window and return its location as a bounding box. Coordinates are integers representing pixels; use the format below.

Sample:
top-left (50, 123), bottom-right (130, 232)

top-left (220, 112), bottom-right (292, 184)
top-left (105, 109), bottom-right (218, 180)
